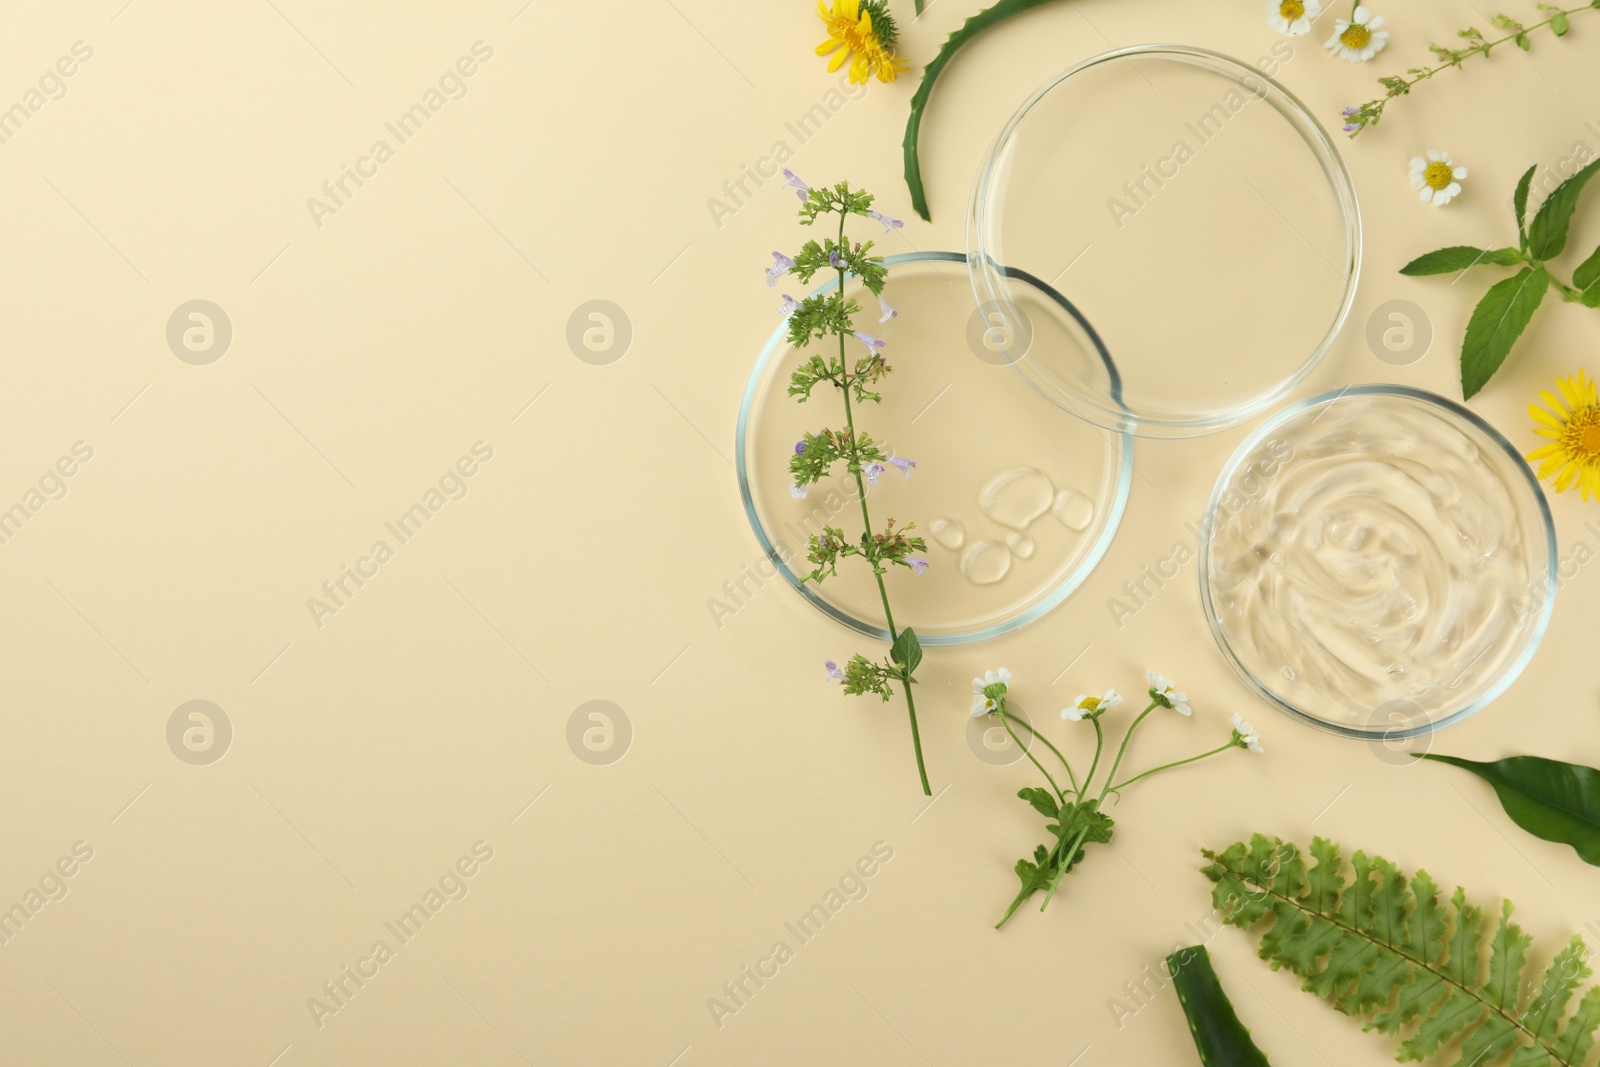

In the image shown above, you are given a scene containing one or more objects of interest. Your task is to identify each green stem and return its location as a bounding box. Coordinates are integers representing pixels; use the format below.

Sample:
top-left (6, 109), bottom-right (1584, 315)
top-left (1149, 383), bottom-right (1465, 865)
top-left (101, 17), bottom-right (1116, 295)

top-left (1016, 707), bottom-right (1080, 795)
top-left (1084, 718), bottom-right (1105, 795)
top-left (1038, 824), bottom-right (1094, 912)
top-left (1097, 700), bottom-right (1158, 804)
top-left (1355, 3), bottom-right (1596, 131)
top-left (997, 702), bottom-right (1067, 803)
top-left (835, 211), bottom-right (930, 796)
top-left (1109, 743), bottom-right (1238, 794)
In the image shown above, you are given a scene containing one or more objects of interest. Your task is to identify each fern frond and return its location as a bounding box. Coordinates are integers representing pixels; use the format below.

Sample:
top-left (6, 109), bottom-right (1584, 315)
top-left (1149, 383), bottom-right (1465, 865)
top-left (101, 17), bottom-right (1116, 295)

top-left (1202, 834), bottom-right (1600, 1066)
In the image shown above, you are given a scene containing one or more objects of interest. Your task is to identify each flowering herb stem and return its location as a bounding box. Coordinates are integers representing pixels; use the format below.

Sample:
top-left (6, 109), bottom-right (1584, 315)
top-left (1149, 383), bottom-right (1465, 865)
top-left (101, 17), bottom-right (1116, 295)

top-left (829, 211), bottom-right (930, 798)
top-left (1344, 2), bottom-right (1597, 135)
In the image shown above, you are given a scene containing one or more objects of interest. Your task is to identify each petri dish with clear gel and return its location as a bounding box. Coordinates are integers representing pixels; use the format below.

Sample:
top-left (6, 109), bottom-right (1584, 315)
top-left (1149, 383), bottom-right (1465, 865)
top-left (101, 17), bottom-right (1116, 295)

top-left (968, 45), bottom-right (1361, 438)
top-left (736, 252), bottom-right (1132, 645)
top-left (1199, 386), bottom-right (1557, 739)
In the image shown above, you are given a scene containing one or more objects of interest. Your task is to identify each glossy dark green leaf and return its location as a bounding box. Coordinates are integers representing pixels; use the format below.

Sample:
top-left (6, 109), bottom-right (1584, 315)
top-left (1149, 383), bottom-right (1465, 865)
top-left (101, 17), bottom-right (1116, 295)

top-left (1514, 164), bottom-right (1536, 249)
top-left (1529, 158), bottom-right (1600, 259)
top-left (1400, 245), bottom-right (1523, 275)
top-left (1461, 265), bottom-right (1548, 397)
top-left (1167, 945), bottom-right (1274, 1067)
top-left (902, 0), bottom-right (1055, 220)
top-left (1421, 753), bottom-right (1600, 865)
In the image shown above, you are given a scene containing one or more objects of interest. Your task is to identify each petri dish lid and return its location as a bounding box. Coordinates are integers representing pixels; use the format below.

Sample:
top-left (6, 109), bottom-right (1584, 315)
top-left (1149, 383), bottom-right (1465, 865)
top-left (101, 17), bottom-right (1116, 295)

top-left (968, 45), bottom-right (1361, 438)
top-left (737, 252), bottom-right (1132, 646)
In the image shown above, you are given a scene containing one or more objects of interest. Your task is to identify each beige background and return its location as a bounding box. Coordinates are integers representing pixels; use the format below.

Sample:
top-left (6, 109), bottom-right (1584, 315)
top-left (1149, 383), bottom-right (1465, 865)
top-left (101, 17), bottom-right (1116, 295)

top-left (3, 1), bottom-right (1599, 1064)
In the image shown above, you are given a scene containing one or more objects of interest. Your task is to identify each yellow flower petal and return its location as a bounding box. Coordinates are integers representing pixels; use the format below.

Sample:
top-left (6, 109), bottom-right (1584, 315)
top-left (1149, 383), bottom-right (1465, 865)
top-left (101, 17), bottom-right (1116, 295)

top-left (1529, 404), bottom-right (1564, 429)
top-left (1555, 462), bottom-right (1578, 492)
top-left (1558, 375), bottom-right (1581, 408)
top-left (1540, 390), bottom-right (1570, 415)
top-left (1527, 443), bottom-right (1565, 460)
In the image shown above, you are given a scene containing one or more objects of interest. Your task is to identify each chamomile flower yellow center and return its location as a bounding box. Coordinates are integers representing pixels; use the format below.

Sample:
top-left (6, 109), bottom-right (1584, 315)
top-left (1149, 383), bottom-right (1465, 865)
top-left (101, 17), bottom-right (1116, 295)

top-left (1423, 161), bottom-right (1454, 190)
top-left (1340, 23), bottom-right (1372, 48)
top-left (1280, 0), bottom-right (1306, 17)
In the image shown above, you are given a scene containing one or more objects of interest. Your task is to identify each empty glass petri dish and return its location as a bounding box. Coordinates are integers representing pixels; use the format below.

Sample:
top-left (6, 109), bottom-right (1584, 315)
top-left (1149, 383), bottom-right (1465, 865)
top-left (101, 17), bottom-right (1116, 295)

top-left (1199, 386), bottom-right (1557, 739)
top-left (737, 252), bottom-right (1132, 645)
top-left (968, 45), bottom-right (1361, 438)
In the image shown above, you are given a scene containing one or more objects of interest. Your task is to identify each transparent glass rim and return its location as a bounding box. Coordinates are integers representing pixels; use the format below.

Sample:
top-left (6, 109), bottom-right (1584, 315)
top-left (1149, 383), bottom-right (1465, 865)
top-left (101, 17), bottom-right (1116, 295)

top-left (735, 250), bottom-right (1135, 647)
top-left (1197, 384), bottom-right (1559, 740)
top-left (967, 43), bottom-right (1364, 438)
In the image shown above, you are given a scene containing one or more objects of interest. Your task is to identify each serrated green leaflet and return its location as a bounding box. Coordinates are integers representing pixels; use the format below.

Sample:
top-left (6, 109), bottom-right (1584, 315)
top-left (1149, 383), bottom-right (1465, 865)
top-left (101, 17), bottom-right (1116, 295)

top-left (1400, 245), bottom-right (1523, 275)
top-left (1203, 834), bottom-right (1600, 1065)
top-left (1529, 158), bottom-right (1600, 259)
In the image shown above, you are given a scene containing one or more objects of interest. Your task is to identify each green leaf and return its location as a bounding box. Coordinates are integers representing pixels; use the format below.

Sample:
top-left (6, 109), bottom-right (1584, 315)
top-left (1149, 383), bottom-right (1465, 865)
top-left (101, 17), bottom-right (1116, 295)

top-left (1461, 266), bottom-right (1549, 397)
top-left (1515, 164), bottom-right (1537, 248)
top-left (1016, 786), bottom-right (1058, 819)
top-left (1572, 242), bottom-right (1600, 289)
top-left (1420, 753), bottom-right (1600, 865)
top-left (1552, 11), bottom-right (1572, 34)
top-left (1167, 945), bottom-right (1275, 1067)
top-left (1201, 834), bottom-right (1600, 1067)
top-left (1400, 245), bottom-right (1523, 275)
top-left (1529, 158), bottom-right (1600, 259)
top-left (902, 0), bottom-right (1056, 220)
top-left (889, 626), bottom-right (922, 675)
top-left (1581, 279), bottom-right (1600, 308)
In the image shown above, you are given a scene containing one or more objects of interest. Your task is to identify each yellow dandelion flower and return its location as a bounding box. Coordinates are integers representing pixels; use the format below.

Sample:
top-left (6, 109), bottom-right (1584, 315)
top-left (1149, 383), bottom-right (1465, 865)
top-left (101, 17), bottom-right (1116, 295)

top-left (816, 0), bottom-right (908, 85)
top-left (1527, 369), bottom-right (1600, 499)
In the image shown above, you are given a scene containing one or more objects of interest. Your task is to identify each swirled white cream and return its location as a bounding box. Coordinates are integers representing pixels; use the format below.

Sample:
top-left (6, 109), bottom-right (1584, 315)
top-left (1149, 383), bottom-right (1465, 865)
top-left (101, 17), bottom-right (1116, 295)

top-left (1205, 395), bottom-right (1541, 727)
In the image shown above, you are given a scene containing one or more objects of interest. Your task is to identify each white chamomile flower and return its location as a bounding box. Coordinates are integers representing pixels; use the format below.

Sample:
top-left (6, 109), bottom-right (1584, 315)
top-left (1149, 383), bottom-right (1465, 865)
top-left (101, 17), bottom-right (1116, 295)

top-left (1145, 670), bottom-right (1192, 716)
top-left (1062, 688), bottom-right (1122, 722)
top-left (1229, 713), bottom-right (1264, 753)
top-left (1267, 0), bottom-right (1321, 37)
top-left (1326, 5), bottom-right (1388, 62)
top-left (1410, 150), bottom-right (1467, 206)
top-left (970, 667), bottom-right (1012, 717)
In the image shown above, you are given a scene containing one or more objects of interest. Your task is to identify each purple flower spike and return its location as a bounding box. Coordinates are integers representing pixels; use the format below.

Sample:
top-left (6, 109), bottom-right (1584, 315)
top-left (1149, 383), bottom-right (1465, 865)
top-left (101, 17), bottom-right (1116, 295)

top-left (779, 293), bottom-right (802, 315)
top-left (888, 456), bottom-right (916, 478)
top-left (867, 210), bottom-right (903, 234)
top-left (1342, 106), bottom-right (1360, 116)
top-left (853, 331), bottom-right (885, 354)
top-left (1342, 123), bottom-right (1360, 134)
top-left (828, 249), bottom-right (845, 269)
top-left (794, 437), bottom-right (808, 455)
top-left (790, 483), bottom-right (808, 500)
top-left (825, 660), bottom-right (845, 681)
top-left (907, 556), bottom-right (928, 576)
top-left (765, 251), bottom-right (795, 287)
top-left (864, 462), bottom-right (886, 484)
top-left (878, 295), bottom-right (897, 323)
top-left (782, 168), bottom-right (811, 203)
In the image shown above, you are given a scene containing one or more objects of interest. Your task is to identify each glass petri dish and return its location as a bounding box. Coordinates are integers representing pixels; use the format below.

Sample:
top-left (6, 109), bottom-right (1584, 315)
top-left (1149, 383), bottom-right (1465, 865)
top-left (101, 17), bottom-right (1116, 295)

top-left (968, 45), bottom-right (1361, 438)
top-left (736, 251), bottom-right (1132, 646)
top-left (1199, 386), bottom-right (1557, 739)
